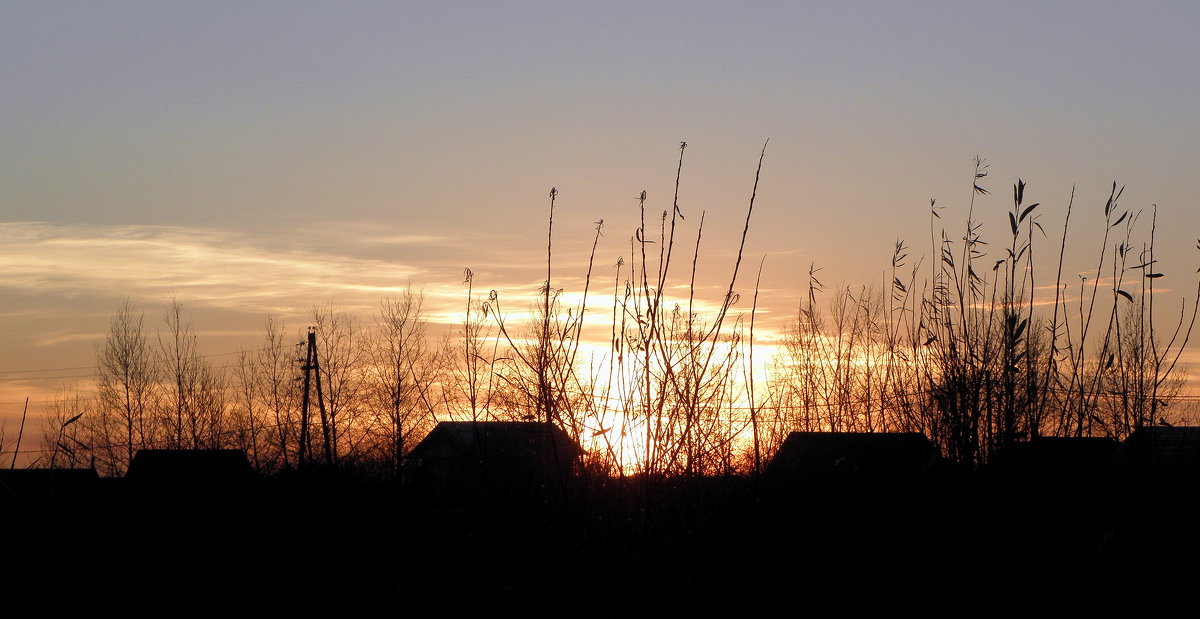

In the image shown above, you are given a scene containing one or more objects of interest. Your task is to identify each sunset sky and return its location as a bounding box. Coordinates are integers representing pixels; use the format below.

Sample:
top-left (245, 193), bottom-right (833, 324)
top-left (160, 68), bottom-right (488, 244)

top-left (3, 2), bottom-right (1200, 433)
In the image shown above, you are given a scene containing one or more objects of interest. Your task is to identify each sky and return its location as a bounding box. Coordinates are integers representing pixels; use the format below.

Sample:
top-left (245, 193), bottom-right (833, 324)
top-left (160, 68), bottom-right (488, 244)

top-left (3, 1), bottom-right (1200, 433)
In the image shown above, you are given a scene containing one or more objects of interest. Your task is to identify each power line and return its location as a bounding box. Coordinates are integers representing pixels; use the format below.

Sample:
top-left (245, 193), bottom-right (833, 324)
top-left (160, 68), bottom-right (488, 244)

top-left (0, 343), bottom-right (279, 376)
top-left (0, 346), bottom-right (293, 385)
top-left (0, 364), bottom-right (98, 375)
top-left (7, 374), bottom-right (1200, 407)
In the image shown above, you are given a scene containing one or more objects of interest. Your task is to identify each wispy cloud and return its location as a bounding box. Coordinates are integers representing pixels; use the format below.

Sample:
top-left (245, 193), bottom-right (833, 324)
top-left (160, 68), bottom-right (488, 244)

top-left (0, 221), bottom-right (477, 316)
top-left (0, 220), bottom-right (795, 358)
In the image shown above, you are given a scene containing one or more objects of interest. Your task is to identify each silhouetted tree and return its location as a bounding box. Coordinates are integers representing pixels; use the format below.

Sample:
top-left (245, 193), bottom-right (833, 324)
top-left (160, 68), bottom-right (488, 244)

top-left (312, 303), bottom-right (364, 462)
top-left (365, 287), bottom-right (439, 474)
top-left (94, 300), bottom-right (157, 474)
top-left (158, 297), bottom-right (226, 449)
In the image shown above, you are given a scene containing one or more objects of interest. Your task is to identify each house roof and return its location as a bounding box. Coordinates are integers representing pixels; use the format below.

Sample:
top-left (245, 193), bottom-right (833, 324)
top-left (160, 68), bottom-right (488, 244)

top-left (766, 431), bottom-right (937, 479)
top-left (408, 421), bottom-right (580, 463)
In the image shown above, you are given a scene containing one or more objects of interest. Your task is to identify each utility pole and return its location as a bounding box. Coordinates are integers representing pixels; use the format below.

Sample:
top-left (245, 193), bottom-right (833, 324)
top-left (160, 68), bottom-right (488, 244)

top-left (298, 334), bottom-right (313, 470)
top-left (297, 327), bottom-right (334, 471)
top-left (311, 329), bottom-right (333, 465)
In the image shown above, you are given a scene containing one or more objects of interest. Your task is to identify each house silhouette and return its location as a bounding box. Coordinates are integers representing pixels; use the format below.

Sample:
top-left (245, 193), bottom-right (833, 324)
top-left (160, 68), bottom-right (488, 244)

top-left (407, 421), bottom-right (580, 507)
top-left (766, 431), bottom-right (938, 492)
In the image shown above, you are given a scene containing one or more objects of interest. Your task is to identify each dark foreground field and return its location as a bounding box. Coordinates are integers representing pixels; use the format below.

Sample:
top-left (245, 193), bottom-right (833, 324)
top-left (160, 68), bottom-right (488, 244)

top-left (3, 464), bottom-right (1198, 618)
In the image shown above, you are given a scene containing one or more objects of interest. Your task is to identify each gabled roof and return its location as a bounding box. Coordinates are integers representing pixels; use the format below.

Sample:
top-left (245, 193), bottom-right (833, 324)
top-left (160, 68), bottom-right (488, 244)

top-left (409, 421), bottom-right (580, 463)
top-left (766, 431), bottom-right (937, 480)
